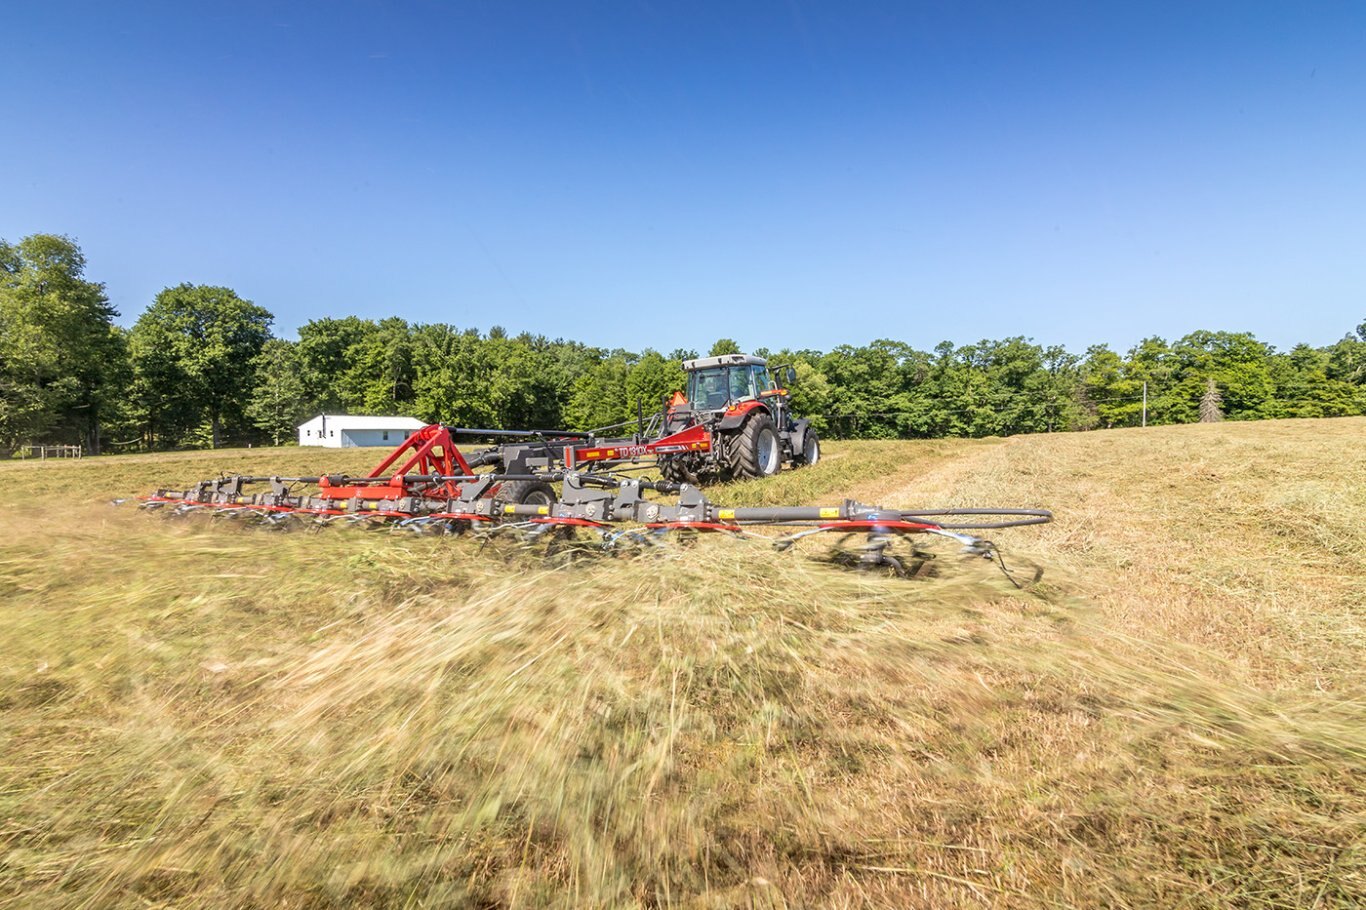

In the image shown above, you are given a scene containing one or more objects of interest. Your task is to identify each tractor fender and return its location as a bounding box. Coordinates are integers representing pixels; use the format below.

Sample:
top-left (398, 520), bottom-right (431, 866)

top-left (785, 418), bottom-right (811, 454)
top-left (718, 400), bottom-right (768, 431)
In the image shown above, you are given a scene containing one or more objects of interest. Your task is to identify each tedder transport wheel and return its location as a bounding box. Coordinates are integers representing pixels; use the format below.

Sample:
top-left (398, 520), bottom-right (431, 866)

top-left (796, 429), bottom-right (821, 466)
top-left (730, 413), bottom-right (782, 479)
top-left (496, 479), bottom-right (557, 506)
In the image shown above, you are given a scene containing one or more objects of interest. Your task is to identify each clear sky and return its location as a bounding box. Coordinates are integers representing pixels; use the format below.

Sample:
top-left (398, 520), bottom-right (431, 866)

top-left (3, 1), bottom-right (1363, 355)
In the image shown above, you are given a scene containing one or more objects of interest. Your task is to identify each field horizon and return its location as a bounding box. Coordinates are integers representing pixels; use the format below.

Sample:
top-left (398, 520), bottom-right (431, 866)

top-left (1, 417), bottom-right (1362, 908)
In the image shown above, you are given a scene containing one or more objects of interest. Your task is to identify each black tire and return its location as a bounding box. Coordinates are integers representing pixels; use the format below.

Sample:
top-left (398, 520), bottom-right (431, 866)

top-left (795, 429), bottom-right (820, 467)
top-left (729, 413), bottom-right (782, 479)
top-left (496, 479), bottom-right (557, 506)
top-left (658, 455), bottom-right (699, 486)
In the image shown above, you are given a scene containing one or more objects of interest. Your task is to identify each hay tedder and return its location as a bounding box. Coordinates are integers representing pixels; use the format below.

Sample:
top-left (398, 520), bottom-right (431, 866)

top-left (136, 422), bottom-right (1053, 580)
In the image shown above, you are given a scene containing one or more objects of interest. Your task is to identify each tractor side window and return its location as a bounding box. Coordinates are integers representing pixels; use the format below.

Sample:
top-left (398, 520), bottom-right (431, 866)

top-left (729, 368), bottom-right (754, 401)
top-left (753, 366), bottom-right (776, 392)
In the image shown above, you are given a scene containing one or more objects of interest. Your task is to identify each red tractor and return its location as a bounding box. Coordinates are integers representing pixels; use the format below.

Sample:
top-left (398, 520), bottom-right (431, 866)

top-left (656, 353), bottom-right (820, 484)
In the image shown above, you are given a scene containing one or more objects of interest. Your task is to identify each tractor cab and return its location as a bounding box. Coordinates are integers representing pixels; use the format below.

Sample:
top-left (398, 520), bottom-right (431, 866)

top-left (681, 354), bottom-right (789, 414)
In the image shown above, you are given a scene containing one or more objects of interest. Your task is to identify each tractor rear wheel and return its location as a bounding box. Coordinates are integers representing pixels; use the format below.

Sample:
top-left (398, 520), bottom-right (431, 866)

top-left (497, 479), bottom-right (557, 506)
top-left (729, 413), bottom-right (782, 479)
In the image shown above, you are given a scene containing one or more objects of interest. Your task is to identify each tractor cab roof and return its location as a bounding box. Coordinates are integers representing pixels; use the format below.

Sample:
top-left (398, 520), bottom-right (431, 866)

top-left (681, 353), bottom-right (767, 371)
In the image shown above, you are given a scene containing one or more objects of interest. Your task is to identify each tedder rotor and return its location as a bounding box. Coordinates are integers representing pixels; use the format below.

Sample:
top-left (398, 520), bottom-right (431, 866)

top-left (134, 423), bottom-right (1053, 581)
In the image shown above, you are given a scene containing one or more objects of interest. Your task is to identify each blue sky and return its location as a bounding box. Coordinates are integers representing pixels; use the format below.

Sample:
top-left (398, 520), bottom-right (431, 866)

top-left (3, 1), bottom-right (1363, 355)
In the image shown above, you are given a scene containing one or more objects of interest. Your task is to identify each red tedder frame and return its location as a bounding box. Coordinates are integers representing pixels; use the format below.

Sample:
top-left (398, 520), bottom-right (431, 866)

top-left (566, 423), bottom-right (712, 466)
top-left (317, 424), bottom-right (472, 504)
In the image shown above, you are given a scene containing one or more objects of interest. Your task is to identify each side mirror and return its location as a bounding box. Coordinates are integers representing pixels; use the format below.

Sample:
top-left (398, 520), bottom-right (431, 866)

top-left (785, 367), bottom-right (797, 385)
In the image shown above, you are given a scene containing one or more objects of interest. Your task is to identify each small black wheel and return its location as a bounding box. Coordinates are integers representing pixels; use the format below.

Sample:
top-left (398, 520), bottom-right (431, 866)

top-left (729, 413), bottom-right (782, 479)
top-left (496, 479), bottom-right (557, 506)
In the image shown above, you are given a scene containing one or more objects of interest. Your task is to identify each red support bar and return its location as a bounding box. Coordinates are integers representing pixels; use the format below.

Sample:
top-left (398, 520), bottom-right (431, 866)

top-left (319, 424), bottom-right (472, 501)
top-left (530, 516), bottom-right (609, 528)
top-left (645, 521), bottom-right (743, 532)
top-left (816, 520), bottom-right (940, 533)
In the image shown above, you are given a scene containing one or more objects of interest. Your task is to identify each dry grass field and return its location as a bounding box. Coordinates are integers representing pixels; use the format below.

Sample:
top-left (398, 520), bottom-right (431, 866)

top-left (1, 419), bottom-right (1362, 908)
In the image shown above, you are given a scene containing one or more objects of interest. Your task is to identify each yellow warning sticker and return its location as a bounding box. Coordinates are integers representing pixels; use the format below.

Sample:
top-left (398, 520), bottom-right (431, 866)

top-left (537, 505), bottom-right (549, 515)
top-left (819, 507), bottom-right (840, 519)
top-left (718, 509), bottom-right (735, 520)
top-left (504, 504), bottom-right (516, 514)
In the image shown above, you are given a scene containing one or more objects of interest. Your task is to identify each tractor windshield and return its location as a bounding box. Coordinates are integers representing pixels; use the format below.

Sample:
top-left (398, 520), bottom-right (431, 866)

top-left (687, 367), bottom-right (757, 410)
top-left (688, 368), bottom-right (728, 409)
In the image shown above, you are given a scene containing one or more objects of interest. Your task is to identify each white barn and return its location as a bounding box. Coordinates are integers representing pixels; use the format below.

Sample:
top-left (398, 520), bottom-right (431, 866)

top-left (298, 415), bottom-right (427, 448)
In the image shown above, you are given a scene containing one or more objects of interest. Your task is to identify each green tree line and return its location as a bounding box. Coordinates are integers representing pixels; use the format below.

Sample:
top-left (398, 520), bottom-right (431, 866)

top-left (3, 234), bottom-right (1364, 454)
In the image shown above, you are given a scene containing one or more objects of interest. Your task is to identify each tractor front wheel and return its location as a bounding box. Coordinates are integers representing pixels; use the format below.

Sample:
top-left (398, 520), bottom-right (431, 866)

top-left (796, 429), bottom-right (820, 466)
top-left (729, 413), bottom-right (782, 479)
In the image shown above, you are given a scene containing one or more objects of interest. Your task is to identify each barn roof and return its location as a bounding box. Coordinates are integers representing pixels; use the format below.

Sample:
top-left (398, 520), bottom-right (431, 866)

top-left (298, 415), bottom-right (427, 431)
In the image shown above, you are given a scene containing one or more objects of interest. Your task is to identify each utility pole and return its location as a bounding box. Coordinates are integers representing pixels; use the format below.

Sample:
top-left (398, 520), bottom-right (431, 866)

top-left (1142, 381), bottom-right (1148, 428)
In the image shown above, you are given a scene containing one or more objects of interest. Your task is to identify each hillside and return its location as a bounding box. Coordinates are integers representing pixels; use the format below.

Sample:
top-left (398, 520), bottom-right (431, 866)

top-left (1, 419), bottom-right (1363, 908)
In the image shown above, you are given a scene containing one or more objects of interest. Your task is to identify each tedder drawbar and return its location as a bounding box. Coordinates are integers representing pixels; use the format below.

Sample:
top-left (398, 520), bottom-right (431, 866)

top-left (136, 422), bottom-right (1054, 581)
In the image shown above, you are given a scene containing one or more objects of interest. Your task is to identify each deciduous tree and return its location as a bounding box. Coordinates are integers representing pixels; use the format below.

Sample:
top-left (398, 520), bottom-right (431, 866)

top-left (129, 284), bottom-right (272, 448)
top-left (0, 234), bottom-right (123, 453)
